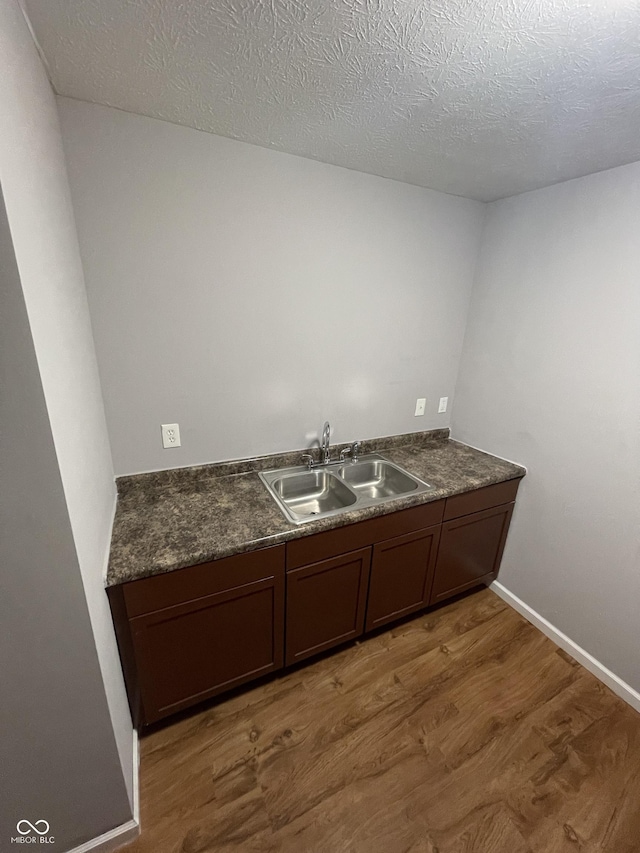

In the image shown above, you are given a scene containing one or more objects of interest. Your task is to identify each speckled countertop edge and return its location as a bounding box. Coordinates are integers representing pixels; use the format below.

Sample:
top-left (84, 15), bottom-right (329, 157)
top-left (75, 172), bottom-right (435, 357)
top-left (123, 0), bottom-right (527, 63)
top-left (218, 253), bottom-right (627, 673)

top-left (107, 431), bottom-right (526, 587)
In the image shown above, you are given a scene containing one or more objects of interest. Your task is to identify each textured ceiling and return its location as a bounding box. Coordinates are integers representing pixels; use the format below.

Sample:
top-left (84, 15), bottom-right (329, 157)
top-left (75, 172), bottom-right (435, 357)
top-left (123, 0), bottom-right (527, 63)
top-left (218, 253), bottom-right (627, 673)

top-left (24, 0), bottom-right (640, 201)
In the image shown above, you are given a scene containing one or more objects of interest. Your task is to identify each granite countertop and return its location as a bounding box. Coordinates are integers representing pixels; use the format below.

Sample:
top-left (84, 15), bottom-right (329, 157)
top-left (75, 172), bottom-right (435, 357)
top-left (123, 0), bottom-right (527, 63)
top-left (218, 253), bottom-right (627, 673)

top-left (106, 430), bottom-right (526, 587)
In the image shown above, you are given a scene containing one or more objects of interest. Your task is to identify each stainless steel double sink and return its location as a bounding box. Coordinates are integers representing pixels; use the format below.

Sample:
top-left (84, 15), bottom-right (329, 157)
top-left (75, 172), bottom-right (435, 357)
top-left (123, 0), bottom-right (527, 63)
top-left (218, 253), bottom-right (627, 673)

top-left (259, 454), bottom-right (433, 525)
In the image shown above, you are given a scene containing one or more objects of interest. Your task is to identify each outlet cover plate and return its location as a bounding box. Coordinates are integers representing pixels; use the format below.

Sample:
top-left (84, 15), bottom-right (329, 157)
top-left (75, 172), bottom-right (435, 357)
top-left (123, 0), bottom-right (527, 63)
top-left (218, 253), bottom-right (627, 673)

top-left (161, 423), bottom-right (181, 448)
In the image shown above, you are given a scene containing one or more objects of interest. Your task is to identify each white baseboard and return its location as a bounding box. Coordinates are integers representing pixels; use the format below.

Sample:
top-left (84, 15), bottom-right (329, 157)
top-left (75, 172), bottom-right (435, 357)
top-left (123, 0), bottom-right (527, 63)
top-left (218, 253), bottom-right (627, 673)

top-left (66, 729), bottom-right (140, 853)
top-left (491, 581), bottom-right (640, 715)
top-left (132, 728), bottom-right (140, 825)
top-left (65, 819), bottom-right (138, 853)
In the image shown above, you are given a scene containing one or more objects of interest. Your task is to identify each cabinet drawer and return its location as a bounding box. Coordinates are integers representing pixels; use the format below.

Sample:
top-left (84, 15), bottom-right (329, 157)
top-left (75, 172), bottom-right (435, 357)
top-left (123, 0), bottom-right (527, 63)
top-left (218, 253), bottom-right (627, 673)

top-left (443, 479), bottom-right (520, 521)
top-left (123, 545), bottom-right (285, 617)
top-left (286, 501), bottom-right (445, 569)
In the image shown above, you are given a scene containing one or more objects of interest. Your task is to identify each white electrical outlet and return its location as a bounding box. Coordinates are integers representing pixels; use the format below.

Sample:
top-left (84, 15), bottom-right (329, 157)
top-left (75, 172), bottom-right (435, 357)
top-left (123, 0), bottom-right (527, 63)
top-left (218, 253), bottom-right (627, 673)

top-left (161, 423), bottom-right (181, 448)
top-left (438, 397), bottom-right (448, 414)
top-left (414, 398), bottom-right (426, 417)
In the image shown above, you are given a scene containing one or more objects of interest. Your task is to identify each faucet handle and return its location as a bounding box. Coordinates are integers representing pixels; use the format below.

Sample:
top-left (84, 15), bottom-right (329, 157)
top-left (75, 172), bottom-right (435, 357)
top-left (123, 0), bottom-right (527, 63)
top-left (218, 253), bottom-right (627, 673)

top-left (339, 446), bottom-right (352, 462)
top-left (301, 453), bottom-right (314, 470)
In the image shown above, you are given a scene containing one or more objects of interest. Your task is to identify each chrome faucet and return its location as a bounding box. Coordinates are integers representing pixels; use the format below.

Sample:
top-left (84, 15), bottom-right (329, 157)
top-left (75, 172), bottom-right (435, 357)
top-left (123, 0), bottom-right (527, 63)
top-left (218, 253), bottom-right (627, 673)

top-left (339, 441), bottom-right (360, 463)
top-left (301, 423), bottom-right (360, 469)
top-left (321, 421), bottom-right (331, 464)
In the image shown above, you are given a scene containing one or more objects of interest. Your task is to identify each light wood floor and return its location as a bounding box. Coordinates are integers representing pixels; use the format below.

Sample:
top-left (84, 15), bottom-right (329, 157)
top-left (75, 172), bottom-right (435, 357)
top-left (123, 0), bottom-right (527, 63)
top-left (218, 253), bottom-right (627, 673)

top-left (122, 589), bottom-right (640, 853)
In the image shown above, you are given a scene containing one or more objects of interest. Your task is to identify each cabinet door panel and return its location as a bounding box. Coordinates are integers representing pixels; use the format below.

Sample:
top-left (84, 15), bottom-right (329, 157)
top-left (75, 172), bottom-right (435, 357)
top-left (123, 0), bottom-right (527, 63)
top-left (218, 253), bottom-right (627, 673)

top-left (286, 548), bottom-right (371, 665)
top-left (431, 503), bottom-right (514, 604)
top-left (132, 574), bottom-right (284, 723)
top-left (366, 525), bottom-right (440, 632)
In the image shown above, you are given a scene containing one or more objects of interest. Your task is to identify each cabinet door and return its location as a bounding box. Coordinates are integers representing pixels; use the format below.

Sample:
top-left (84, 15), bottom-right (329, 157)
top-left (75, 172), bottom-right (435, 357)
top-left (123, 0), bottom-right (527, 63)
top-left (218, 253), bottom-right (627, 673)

top-left (286, 548), bottom-right (371, 666)
top-left (365, 525), bottom-right (441, 632)
top-left (131, 572), bottom-right (284, 724)
top-left (430, 503), bottom-right (514, 605)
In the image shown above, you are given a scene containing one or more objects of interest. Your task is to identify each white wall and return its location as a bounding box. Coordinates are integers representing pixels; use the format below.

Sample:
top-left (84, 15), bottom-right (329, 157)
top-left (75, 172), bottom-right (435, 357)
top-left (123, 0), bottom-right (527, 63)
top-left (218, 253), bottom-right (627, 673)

top-left (1, 1), bottom-right (133, 804)
top-left (0, 183), bottom-right (133, 850)
top-left (453, 161), bottom-right (640, 693)
top-left (58, 97), bottom-right (485, 475)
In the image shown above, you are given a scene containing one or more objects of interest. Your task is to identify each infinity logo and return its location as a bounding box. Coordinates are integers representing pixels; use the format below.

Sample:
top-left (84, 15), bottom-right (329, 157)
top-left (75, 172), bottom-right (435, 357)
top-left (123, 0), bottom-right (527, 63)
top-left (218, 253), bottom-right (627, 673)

top-left (16, 820), bottom-right (50, 836)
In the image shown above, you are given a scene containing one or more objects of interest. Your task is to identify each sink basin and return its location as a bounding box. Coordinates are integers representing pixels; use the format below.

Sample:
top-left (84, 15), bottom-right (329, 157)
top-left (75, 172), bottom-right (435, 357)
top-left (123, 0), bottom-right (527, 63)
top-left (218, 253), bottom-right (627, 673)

top-left (337, 459), bottom-right (421, 499)
top-left (269, 470), bottom-right (357, 521)
top-left (260, 453), bottom-right (434, 525)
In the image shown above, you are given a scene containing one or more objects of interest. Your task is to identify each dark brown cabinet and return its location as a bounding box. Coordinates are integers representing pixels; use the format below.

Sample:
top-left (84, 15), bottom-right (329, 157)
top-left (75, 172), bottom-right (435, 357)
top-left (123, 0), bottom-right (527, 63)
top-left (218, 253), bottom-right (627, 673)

top-left (109, 546), bottom-right (285, 725)
top-left (430, 481), bottom-right (519, 605)
top-left (110, 478), bottom-right (521, 725)
top-left (365, 525), bottom-right (440, 631)
top-left (286, 502), bottom-right (444, 569)
top-left (284, 502), bottom-right (445, 666)
top-left (285, 547), bottom-right (371, 665)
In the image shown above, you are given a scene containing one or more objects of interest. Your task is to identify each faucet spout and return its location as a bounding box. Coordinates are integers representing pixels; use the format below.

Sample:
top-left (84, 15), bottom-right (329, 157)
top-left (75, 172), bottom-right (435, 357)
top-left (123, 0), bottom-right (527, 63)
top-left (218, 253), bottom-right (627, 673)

top-left (321, 421), bottom-right (331, 464)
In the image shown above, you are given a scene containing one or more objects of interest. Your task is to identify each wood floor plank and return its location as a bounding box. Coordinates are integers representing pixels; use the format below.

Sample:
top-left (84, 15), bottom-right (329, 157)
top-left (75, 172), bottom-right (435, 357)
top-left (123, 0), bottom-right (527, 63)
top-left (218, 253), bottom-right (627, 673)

top-left (122, 589), bottom-right (640, 853)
